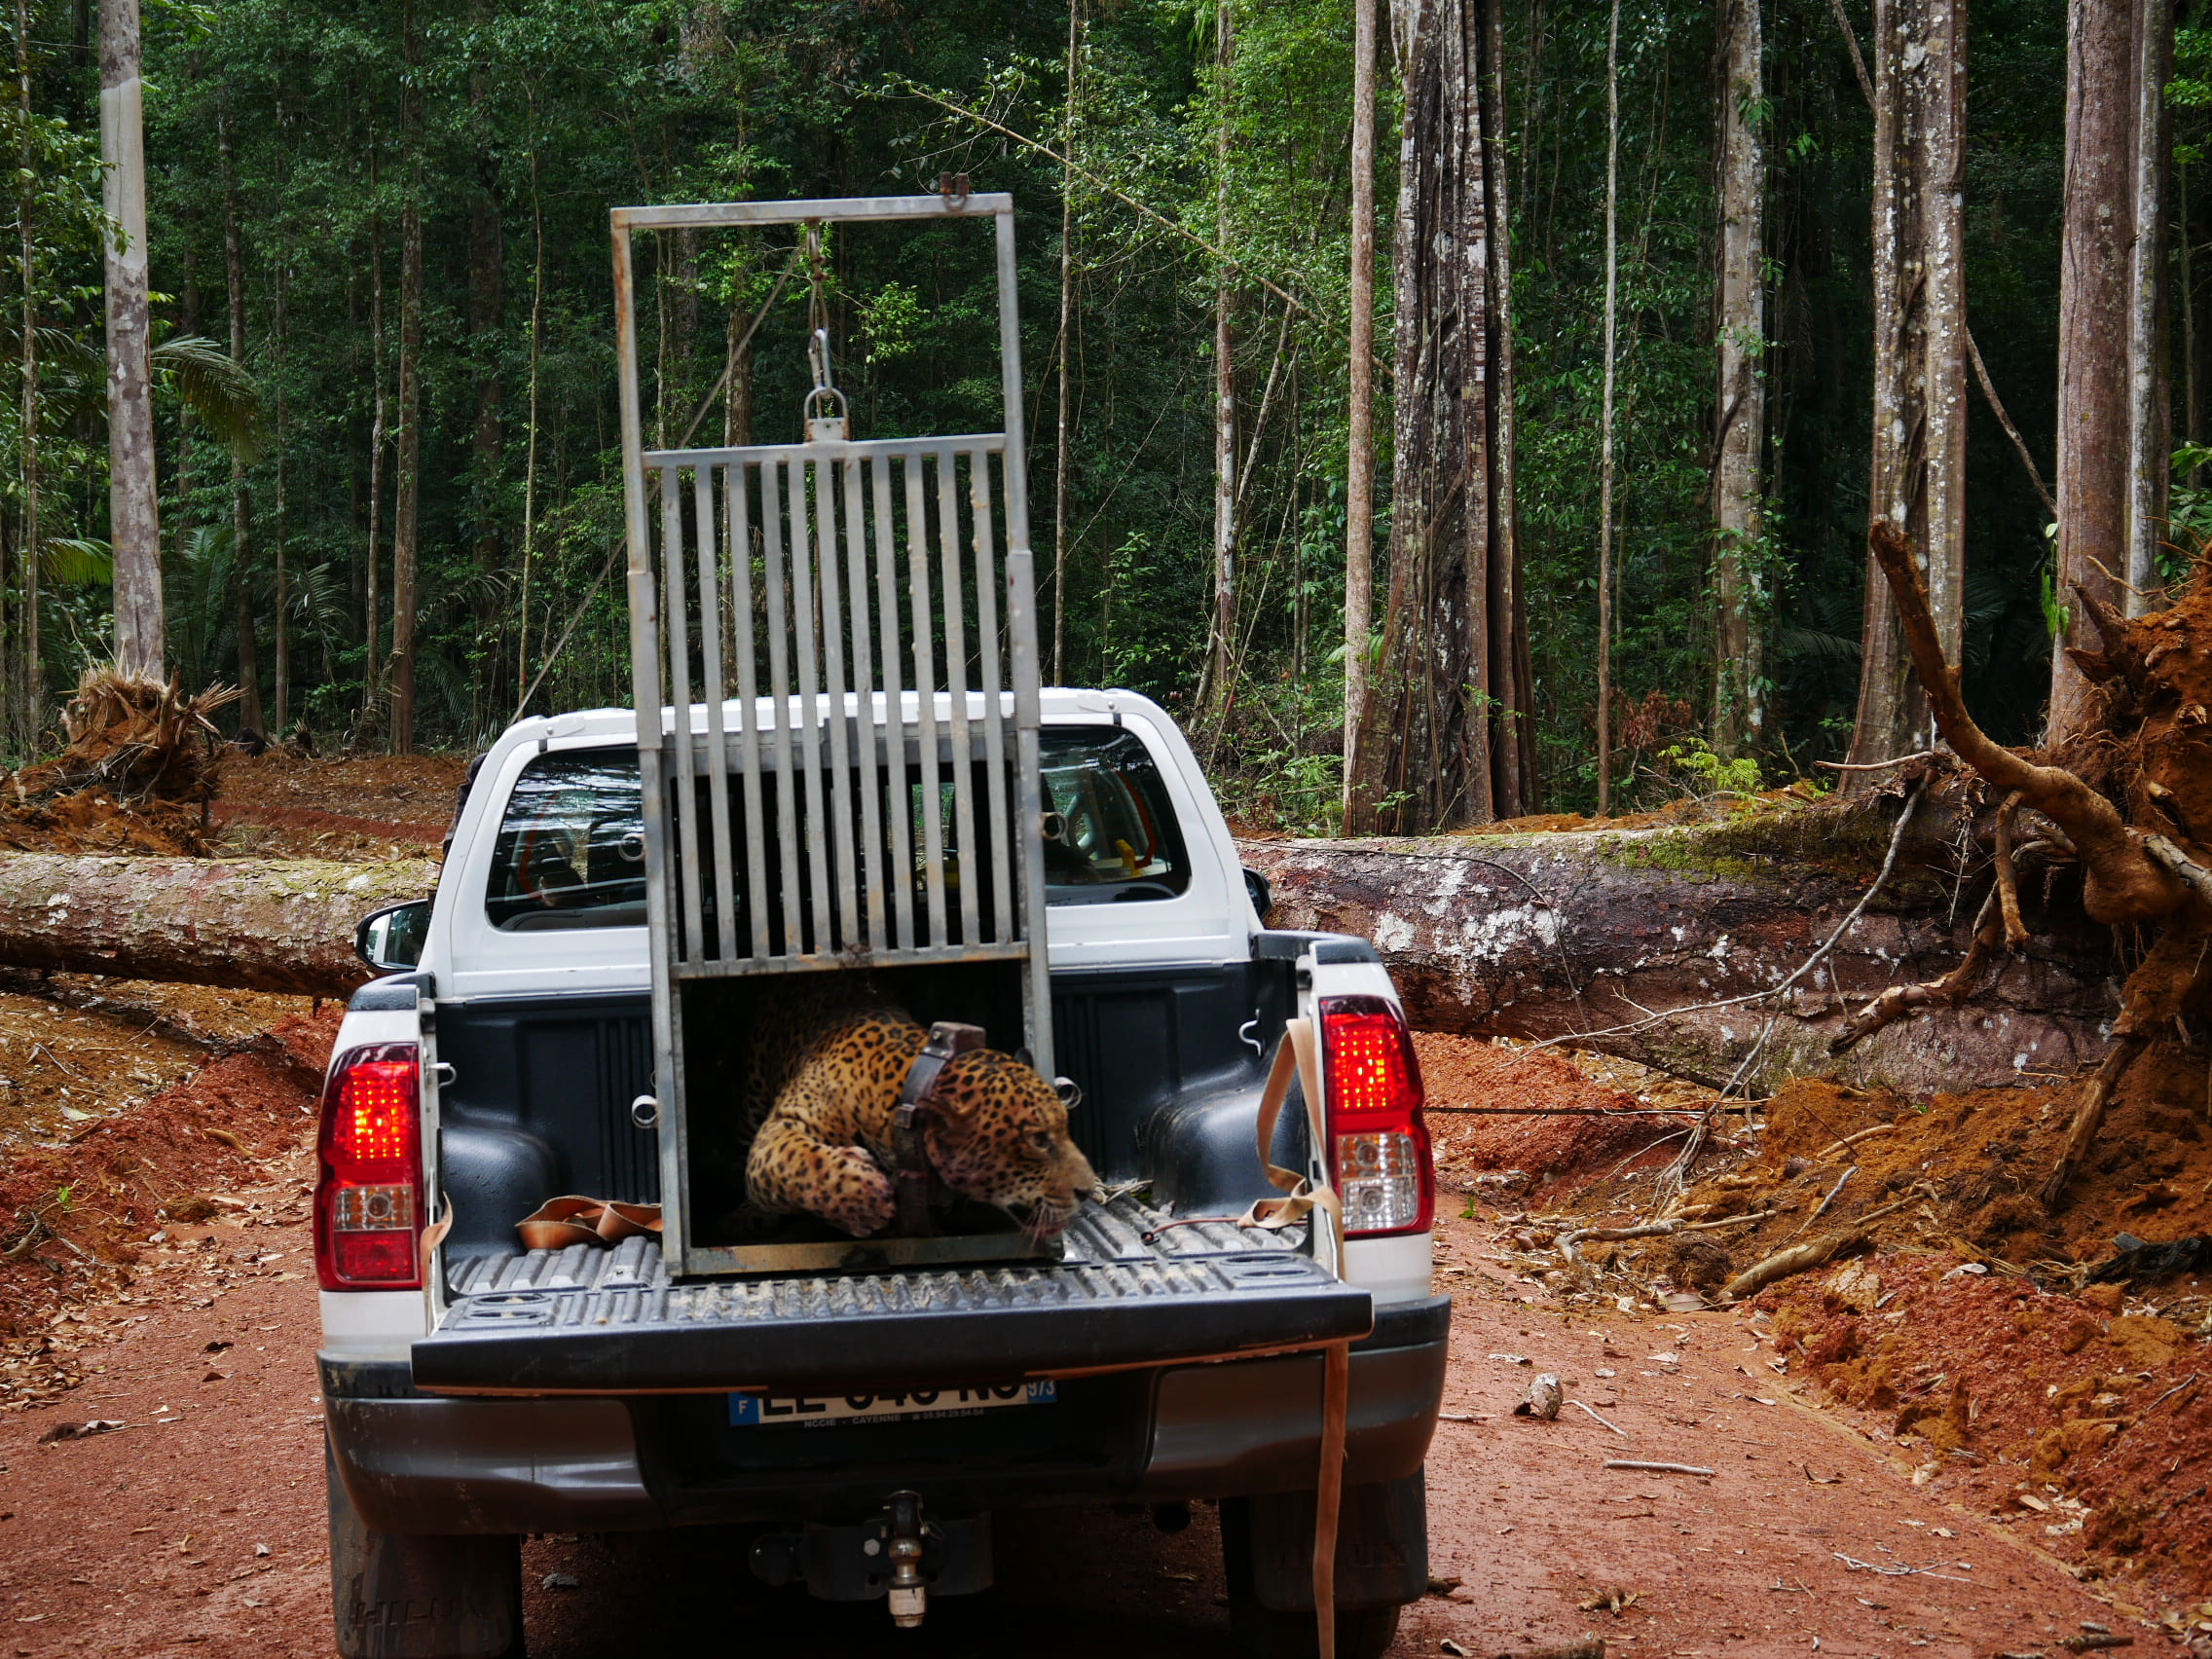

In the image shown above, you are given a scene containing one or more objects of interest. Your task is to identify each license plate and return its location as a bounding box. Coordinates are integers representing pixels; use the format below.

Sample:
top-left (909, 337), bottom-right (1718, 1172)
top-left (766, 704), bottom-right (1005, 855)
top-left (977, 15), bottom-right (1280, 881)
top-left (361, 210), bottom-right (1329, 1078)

top-left (727, 1380), bottom-right (1057, 1428)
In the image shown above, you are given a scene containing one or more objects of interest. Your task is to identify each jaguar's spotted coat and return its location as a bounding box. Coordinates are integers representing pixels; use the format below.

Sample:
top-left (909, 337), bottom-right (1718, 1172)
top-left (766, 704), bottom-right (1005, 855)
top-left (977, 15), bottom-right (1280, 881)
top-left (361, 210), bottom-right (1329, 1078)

top-left (740, 992), bottom-right (1096, 1239)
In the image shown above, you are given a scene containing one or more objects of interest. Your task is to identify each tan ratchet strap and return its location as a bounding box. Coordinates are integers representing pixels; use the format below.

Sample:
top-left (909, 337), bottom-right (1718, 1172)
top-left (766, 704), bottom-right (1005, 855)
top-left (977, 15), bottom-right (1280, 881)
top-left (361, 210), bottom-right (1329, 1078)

top-left (514, 1195), bottom-right (663, 1252)
top-left (1242, 1017), bottom-right (1342, 1242)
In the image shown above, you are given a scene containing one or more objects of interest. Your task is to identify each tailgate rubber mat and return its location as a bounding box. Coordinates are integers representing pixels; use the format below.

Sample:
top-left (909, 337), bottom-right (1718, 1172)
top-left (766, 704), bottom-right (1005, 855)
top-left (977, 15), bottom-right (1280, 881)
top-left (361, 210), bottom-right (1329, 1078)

top-left (415, 1197), bottom-right (1372, 1395)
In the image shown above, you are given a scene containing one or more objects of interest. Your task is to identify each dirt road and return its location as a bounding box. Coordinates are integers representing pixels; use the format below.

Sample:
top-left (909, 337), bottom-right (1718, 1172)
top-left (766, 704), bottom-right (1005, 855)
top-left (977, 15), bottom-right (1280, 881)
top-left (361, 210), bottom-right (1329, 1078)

top-left (0, 1129), bottom-right (2137, 1659)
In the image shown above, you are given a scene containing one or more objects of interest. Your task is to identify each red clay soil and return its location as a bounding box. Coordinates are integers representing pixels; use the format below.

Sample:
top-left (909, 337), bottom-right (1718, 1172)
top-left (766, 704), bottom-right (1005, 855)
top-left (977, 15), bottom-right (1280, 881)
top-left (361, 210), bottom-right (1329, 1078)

top-left (1763, 1251), bottom-right (2212, 1622)
top-left (1616, 1050), bottom-right (2212, 1278)
top-left (208, 753), bottom-right (467, 860)
top-left (0, 1005), bottom-right (336, 1394)
top-left (1416, 1031), bottom-right (1715, 1205)
top-left (0, 1186), bottom-right (2140, 1659)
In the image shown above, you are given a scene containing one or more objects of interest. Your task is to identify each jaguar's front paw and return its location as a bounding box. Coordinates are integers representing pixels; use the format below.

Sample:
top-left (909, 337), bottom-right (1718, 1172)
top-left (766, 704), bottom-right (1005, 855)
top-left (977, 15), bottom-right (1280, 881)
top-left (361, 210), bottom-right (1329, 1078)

top-left (818, 1145), bottom-right (898, 1237)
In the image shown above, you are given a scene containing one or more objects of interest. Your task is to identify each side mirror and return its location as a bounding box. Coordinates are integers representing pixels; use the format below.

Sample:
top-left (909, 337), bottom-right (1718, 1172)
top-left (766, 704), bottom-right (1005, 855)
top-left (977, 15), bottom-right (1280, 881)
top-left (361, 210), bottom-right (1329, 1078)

top-left (356, 900), bottom-right (432, 973)
top-left (1242, 866), bottom-right (1274, 925)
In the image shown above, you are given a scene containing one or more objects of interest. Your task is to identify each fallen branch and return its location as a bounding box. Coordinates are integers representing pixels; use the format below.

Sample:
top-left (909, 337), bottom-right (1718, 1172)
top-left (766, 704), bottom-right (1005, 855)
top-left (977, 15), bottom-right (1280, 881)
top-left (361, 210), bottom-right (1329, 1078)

top-left (1572, 1399), bottom-right (1628, 1438)
top-left (1833, 1551), bottom-right (1972, 1585)
top-left (1721, 1226), bottom-right (1871, 1303)
top-left (1812, 1124), bottom-right (1893, 1161)
top-left (1603, 1459), bottom-right (1714, 1477)
top-left (1557, 1207), bottom-right (1774, 1265)
top-left (1785, 1167), bottom-right (1855, 1241)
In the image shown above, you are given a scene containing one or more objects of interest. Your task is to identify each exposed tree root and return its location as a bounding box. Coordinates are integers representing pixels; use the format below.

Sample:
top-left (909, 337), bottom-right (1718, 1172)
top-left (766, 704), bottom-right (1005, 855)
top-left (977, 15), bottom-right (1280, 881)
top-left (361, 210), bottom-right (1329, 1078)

top-left (1994, 791), bottom-right (2029, 947)
top-left (1864, 523), bottom-right (2212, 1208)
top-left (1830, 887), bottom-right (2004, 1053)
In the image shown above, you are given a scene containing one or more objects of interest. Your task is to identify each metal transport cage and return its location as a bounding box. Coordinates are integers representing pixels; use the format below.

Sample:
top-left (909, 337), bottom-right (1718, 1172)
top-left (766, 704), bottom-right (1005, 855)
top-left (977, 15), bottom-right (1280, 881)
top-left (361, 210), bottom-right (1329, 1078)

top-left (613, 190), bottom-right (1053, 1278)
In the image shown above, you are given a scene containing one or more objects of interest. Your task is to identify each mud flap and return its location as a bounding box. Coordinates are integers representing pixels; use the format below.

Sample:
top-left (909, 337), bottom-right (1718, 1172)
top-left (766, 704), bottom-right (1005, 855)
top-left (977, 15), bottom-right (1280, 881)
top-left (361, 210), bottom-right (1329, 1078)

top-left (326, 1437), bottom-right (521, 1659)
top-left (1224, 1469), bottom-right (1428, 1612)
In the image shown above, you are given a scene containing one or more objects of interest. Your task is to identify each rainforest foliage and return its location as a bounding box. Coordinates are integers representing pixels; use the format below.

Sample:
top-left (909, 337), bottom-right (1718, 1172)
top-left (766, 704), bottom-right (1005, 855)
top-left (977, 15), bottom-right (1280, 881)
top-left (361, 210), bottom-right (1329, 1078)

top-left (0, 0), bottom-right (2192, 824)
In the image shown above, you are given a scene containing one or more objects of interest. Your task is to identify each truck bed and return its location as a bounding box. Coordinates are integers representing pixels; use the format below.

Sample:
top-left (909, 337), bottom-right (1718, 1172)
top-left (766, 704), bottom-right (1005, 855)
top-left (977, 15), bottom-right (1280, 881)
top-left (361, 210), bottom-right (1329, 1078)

top-left (414, 1195), bottom-right (1371, 1395)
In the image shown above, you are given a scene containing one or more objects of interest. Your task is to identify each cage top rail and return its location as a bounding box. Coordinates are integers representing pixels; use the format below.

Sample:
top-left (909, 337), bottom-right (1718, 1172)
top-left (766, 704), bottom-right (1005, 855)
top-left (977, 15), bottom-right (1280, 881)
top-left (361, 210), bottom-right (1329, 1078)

top-left (611, 193), bottom-right (1013, 233)
top-left (643, 432), bottom-right (1009, 468)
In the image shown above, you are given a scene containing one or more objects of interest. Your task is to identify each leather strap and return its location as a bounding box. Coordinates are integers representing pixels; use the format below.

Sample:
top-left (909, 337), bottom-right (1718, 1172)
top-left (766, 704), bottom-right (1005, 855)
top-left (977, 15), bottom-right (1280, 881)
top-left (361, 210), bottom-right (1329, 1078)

top-left (892, 1022), bottom-right (986, 1235)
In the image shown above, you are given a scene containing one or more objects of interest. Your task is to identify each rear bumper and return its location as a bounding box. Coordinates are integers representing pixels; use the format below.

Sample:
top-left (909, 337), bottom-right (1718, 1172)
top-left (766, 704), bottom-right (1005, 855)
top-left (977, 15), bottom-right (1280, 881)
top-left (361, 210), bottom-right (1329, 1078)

top-left (323, 1295), bottom-right (1450, 1534)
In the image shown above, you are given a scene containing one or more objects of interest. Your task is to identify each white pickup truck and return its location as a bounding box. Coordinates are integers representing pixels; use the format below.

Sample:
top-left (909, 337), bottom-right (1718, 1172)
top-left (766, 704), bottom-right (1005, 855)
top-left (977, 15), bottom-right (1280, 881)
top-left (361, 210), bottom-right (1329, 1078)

top-left (316, 690), bottom-right (1446, 1659)
top-left (313, 188), bottom-right (1446, 1659)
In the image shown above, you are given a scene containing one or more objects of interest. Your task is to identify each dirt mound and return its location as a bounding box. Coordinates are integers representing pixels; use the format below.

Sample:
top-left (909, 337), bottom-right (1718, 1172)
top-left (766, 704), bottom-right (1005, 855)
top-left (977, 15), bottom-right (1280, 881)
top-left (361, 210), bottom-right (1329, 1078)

top-left (0, 670), bottom-right (239, 855)
top-left (1761, 1251), bottom-right (2212, 1602)
top-left (210, 750), bottom-right (467, 858)
top-left (1415, 1032), bottom-right (1717, 1205)
top-left (1646, 1055), bottom-right (2212, 1279)
top-left (0, 1004), bottom-right (336, 1406)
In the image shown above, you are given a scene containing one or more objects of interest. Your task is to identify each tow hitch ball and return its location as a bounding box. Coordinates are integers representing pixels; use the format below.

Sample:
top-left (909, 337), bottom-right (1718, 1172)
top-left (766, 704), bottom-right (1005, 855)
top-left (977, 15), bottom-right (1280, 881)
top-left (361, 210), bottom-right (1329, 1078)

top-left (881, 1490), bottom-right (929, 1628)
top-left (749, 1490), bottom-right (988, 1624)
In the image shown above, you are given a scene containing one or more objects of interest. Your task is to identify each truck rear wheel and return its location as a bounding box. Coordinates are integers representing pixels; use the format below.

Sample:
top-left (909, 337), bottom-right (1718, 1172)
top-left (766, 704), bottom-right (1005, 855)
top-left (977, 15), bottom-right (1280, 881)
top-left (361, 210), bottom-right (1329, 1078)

top-left (1219, 1470), bottom-right (1427, 1659)
top-left (326, 1438), bottom-right (524, 1659)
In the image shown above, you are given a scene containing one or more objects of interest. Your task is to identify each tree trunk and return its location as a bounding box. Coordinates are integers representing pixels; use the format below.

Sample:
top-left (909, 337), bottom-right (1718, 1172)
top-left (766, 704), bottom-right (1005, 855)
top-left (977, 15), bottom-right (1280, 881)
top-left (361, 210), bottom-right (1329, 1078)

top-left (521, 91), bottom-right (545, 716)
top-left (390, 0), bottom-right (424, 754)
top-left (2122, 0), bottom-right (2172, 616)
top-left (0, 851), bottom-right (431, 996)
top-left (1208, 0), bottom-right (1236, 718)
top-left (1596, 0), bottom-right (1621, 815)
top-left (1055, 0), bottom-right (1082, 686)
top-left (2052, 0), bottom-right (2150, 740)
top-left (272, 240), bottom-right (289, 734)
top-left (13, 0), bottom-right (36, 756)
top-left (1848, 0), bottom-right (1966, 770)
top-left (1711, 0), bottom-right (1766, 758)
top-left (365, 189), bottom-right (386, 725)
top-left (1342, 0), bottom-right (1378, 823)
top-left (1241, 823), bottom-right (2116, 1094)
top-left (219, 99), bottom-right (264, 738)
top-left (98, 0), bottom-right (162, 681)
top-left (1348, 0), bottom-right (1529, 831)
top-left (467, 36), bottom-right (505, 681)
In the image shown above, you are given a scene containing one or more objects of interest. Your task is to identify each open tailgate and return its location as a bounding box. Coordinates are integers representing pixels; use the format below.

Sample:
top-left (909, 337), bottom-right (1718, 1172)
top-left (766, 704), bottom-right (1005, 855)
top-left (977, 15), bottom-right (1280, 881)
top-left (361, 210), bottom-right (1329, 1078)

top-left (412, 1197), bottom-right (1372, 1395)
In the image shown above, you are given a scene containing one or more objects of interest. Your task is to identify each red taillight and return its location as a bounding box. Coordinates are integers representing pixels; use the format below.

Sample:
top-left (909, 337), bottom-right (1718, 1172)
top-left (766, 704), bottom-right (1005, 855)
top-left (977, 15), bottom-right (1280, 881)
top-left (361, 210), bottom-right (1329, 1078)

top-left (315, 1043), bottom-right (424, 1290)
top-left (1320, 997), bottom-right (1432, 1237)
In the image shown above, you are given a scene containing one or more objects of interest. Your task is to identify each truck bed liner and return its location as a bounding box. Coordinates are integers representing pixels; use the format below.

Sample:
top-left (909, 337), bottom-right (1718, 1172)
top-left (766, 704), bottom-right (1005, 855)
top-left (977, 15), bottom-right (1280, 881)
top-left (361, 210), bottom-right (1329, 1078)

top-left (413, 1197), bottom-right (1371, 1396)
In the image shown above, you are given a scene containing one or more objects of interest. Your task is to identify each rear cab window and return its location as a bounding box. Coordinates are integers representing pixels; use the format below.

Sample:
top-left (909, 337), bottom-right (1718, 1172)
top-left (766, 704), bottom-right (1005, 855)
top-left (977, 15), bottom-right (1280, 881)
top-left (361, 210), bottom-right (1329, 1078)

top-left (483, 727), bottom-right (1190, 932)
top-left (485, 752), bottom-right (647, 930)
top-left (1039, 726), bottom-right (1191, 905)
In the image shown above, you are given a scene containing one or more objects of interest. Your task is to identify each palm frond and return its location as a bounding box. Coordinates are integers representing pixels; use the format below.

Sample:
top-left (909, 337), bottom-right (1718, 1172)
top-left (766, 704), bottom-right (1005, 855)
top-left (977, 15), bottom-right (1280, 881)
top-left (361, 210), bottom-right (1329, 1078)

top-left (151, 336), bottom-right (264, 460)
top-left (1775, 626), bottom-right (1862, 667)
top-left (40, 537), bottom-right (112, 586)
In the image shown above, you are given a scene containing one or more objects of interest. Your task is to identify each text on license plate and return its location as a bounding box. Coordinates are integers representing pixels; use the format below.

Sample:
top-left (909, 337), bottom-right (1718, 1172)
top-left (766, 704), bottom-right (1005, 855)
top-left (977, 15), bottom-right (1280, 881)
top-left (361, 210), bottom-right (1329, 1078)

top-left (728, 1381), bottom-right (1057, 1427)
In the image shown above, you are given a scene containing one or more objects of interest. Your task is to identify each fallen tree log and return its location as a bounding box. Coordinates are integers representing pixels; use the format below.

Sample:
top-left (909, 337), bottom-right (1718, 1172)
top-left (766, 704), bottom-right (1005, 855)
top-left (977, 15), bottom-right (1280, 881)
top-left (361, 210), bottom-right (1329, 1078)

top-left (1241, 801), bottom-right (2117, 1094)
top-left (0, 853), bottom-right (434, 997)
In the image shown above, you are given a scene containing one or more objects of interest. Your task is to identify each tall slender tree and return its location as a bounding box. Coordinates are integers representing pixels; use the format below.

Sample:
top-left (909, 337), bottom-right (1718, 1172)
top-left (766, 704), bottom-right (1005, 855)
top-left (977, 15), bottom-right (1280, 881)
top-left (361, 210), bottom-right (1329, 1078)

top-left (1054, 0), bottom-right (1082, 685)
top-left (13, 0), bottom-right (38, 747)
top-left (1847, 0), bottom-right (1966, 768)
top-left (2049, 0), bottom-right (2167, 735)
top-left (219, 94), bottom-right (264, 735)
top-left (2121, 0), bottom-right (2172, 616)
top-left (389, 0), bottom-right (424, 752)
top-left (1348, 0), bottom-right (1530, 830)
top-left (1207, 0), bottom-right (1236, 718)
top-left (1712, 0), bottom-right (1766, 757)
top-left (99, 0), bottom-right (161, 680)
top-left (1342, 0), bottom-right (1378, 819)
top-left (1596, 0), bottom-right (1621, 816)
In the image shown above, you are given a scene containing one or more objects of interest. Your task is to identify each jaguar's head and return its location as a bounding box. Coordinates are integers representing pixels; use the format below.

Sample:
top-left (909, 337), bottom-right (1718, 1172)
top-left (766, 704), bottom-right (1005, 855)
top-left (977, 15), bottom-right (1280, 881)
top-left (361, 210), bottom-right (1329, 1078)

top-left (924, 1051), bottom-right (1097, 1238)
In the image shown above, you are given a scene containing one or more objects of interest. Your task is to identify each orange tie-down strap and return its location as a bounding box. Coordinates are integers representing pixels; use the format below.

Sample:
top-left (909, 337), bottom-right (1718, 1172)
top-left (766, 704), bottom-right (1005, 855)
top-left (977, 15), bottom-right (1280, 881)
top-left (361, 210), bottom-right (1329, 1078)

top-left (1139, 1018), bottom-right (1352, 1659)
